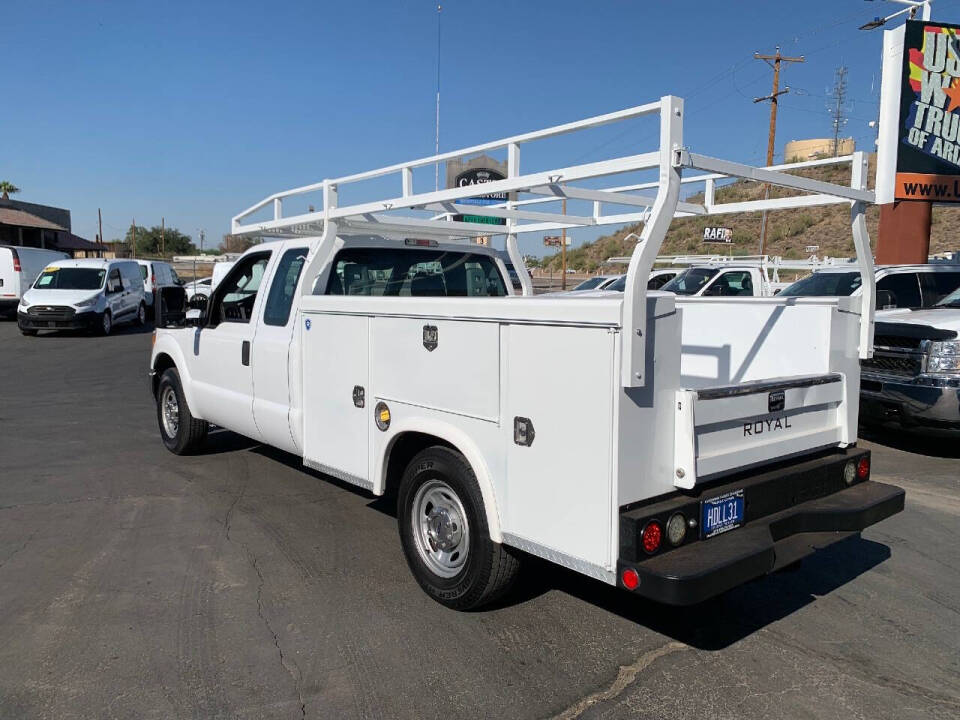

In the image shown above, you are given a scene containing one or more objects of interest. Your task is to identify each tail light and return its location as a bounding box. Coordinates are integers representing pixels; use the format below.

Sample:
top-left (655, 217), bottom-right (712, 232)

top-left (621, 568), bottom-right (640, 590)
top-left (857, 456), bottom-right (870, 480)
top-left (641, 521), bottom-right (663, 554)
top-left (12, 255), bottom-right (21, 272)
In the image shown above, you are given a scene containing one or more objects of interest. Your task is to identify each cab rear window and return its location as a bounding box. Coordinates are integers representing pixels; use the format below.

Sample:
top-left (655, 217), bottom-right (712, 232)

top-left (323, 248), bottom-right (507, 297)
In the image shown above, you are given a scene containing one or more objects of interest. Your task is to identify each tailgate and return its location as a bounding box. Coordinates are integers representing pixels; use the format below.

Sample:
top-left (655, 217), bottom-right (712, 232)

top-left (674, 373), bottom-right (847, 489)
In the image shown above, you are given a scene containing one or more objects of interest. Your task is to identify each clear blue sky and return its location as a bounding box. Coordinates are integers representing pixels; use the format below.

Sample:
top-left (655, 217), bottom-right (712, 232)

top-left (5, 0), bottom-right (960, 256)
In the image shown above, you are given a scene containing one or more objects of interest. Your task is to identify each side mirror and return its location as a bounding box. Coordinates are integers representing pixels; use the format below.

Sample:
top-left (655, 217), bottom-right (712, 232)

top-left (156, 286), bottom-right (187, 327)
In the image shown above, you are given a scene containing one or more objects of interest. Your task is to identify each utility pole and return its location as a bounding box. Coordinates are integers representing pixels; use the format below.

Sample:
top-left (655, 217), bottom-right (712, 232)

top-left (131, 219), bottom-right (136, 259)
top-left (98, 208), bottom-right (104, 254)
top-left (161, 216), bottom-right (165, 256)
top-left (199, 229), bottom-right (205, 255)
top-left (829, 66), bottom-right (849, 156)
top-left (561, 198), bottom-right (568, 290)
top-left (435, 4), bottom-right (442, 191)
top-left (753, 47), bottom-right (804, 254)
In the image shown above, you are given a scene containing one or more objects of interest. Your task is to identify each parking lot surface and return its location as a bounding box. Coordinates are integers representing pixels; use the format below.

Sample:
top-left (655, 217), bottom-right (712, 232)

top-left (1, 322), bottom-right (958, 720)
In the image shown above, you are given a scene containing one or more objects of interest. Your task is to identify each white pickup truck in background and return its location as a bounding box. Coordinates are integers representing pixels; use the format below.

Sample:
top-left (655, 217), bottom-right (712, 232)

top-left (150, 96), bottom-right (903, 609)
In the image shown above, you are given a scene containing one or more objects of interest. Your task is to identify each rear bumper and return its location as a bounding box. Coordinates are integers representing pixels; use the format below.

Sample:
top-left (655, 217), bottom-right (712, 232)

top-left (860, 373), bottom-right (960, 432)
top-left (618, 449), bottom-right (904, 605)
top-left (17, 310), bottom-right (97, 331)
top-left (0, 298), bottom-right (19, 314)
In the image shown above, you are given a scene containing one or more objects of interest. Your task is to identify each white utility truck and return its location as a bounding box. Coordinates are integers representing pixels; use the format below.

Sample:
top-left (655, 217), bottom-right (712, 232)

top-left (150, 96), bottom-right (903, 609)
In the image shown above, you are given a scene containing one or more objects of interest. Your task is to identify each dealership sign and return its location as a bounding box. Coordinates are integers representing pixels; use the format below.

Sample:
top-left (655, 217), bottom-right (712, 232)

top-left (878, 20), bottom-right (960, 202)
top-left (445, 155), bottom-right (509, 225)
top-left (702, 226), bottom-right (733, 243)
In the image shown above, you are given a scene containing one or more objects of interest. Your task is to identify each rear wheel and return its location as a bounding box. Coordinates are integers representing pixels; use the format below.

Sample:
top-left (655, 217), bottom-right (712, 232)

top-left (398, 446), bottom-right (519, 609)
top-left (156, 368), bottom-right (208, 454)
top-left (136, 302), bottom-right (147, 326)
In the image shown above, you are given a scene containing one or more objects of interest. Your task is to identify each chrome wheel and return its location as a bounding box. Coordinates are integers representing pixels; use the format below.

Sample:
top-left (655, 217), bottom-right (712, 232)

top-left (160, 386), bottom-right (180, 438)
top-left (411, 479), bottom-right (470, 578)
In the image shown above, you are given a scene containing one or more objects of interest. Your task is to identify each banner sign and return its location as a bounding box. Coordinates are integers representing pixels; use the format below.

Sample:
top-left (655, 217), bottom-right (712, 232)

top-left (543, 235), bottom-right (570, 247)
top-left (895, 20), bottom-right (960, 201)
top-left (702, 227), bottom-right (733, 243)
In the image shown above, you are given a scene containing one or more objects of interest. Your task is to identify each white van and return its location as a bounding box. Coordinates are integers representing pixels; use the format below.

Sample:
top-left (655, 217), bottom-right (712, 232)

top-left (0, 245), bottom-right (69, 316)
top-left (18, 258), bottom-right (146, 336)
top-left (136, 260), bottom-right (181, 308)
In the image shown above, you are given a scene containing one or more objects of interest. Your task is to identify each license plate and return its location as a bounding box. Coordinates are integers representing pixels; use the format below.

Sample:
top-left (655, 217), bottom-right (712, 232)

top-left (701, 490), bottom-right (744, 539)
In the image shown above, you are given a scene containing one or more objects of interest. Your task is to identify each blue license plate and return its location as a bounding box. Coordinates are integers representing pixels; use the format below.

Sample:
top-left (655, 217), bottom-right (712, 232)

top-left (701, 490), bottom-right (745, 538)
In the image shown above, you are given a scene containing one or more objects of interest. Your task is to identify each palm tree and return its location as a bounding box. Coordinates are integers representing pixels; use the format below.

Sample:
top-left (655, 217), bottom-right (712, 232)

top-left (0, 181), bottom-right (20, 201)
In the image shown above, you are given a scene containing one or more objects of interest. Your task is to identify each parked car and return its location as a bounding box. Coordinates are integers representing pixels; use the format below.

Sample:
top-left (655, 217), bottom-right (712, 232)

top-left (137, 260), bottom-right (181, 308)
top-left (18, 258), bottom-right (146, 336)
top-left (571, 274), bottom-right (621, 291)
top-left (779, 264), bottom-right (960, 309)
top-left (183, 277), bottom-right (213, 300)
top-left (602, 269), bottom-right (679, 293)
top-left (0, 245), bottom-right (69, 317)
top-left (859, 286), bottom-right (960, 434)
top-left (658, 265), bottom-right (782, 296)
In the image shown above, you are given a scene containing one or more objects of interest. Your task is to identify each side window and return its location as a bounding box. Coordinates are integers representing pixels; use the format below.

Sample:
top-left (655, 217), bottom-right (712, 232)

top-left (919, 272), bottom-right (960, 306)
top-left (263, 248), bottom-right (308, 326)
top-left (107, 268), bottom-right (123, 293)
top-left (648, 273), bottom-right (675, 290)
top-left (208, 252), bottom-right (271, 325)
top-left (876, 273), bottom-right (921, 309)
top-left (323, 248), bottom-right (507, 297)
top-left (705, 271), bottom-right (753, 296)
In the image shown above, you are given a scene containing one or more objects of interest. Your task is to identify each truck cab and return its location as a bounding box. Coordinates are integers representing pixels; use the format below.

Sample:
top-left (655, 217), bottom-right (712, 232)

top-left (660, 264), bottom-right (775, 297)
top-left (779, 264), bottom-right (960, 309)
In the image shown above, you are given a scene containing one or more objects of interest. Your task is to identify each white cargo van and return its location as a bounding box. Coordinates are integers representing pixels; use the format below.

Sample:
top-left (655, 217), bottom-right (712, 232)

top-left (136, 260), bottom-right (181, 308)
top-left (18, 258), bottom-right (146, 336)
top-left (151, 96), bottom-right (902, 610)
top-left (0, 246), bottom-right (69, 316)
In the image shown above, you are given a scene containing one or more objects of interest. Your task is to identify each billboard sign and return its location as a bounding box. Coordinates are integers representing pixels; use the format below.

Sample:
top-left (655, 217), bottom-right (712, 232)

top-left (702, 226), bottom-right (733, 243)
top-left (892, 20), bottom-right (960, 201)
top-left (543, 235), bottom-right (571, 247)
top-left (445, 154), bottom-right (509, 225)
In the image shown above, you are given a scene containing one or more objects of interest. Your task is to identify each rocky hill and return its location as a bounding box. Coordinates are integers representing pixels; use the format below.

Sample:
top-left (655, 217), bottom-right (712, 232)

top-left (540, 155), bottom-right (960, 272)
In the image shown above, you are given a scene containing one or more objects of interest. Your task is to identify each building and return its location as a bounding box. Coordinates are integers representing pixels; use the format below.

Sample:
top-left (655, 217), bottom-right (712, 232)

top-left (784, 137), bottom-right (856, 162)
top-left (0, 198), bottom-right (104, 257)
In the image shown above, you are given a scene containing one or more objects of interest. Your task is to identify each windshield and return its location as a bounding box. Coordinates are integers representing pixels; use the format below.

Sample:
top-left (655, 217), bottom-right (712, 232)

top-left (779, 271), bottom-right (861, 297)
top-left (606, 276), bottom-right (626, 292)
top-left (573, 277), bottom-right (607, 291)
top-left (935, 286), bottom-right (960, 307)
top-left (661, 267), bottom-right (719, 295)
top-left (33, 267), bottom-right (105, 291)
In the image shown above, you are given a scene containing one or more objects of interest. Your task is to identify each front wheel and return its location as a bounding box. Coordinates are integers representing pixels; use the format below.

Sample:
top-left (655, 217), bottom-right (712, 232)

top-left (98, 311), bottom-right (112, 336)
top-left (136, 302), bottom-right (147, 326)
top-left (156, 368), bottom-right (208, 454)
top-left (398, 446), bottom-right (519, 610)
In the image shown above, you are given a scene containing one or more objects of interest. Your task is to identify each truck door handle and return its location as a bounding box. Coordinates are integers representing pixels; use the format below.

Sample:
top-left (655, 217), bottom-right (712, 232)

top-left (241, 340), bottom-right (250, 366)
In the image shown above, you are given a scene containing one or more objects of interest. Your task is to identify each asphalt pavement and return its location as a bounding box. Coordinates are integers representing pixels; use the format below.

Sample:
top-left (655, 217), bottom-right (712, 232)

top-left (0, 321), bottom-right (958, 720)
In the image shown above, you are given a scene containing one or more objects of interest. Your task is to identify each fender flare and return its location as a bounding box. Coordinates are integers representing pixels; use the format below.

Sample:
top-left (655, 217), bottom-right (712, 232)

top-left (151, 334), bottom-right (201, 417)
top-left (377, 417), bottom-right (503, 543)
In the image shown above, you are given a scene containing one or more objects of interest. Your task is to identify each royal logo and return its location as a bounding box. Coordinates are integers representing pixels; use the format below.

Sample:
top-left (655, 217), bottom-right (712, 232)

top-left (743, 416), bottom-right (792, 436)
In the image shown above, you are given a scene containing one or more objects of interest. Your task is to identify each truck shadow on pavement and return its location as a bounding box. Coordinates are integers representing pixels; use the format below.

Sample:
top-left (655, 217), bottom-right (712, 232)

top-left (243, 441), bottom-right (891, 651)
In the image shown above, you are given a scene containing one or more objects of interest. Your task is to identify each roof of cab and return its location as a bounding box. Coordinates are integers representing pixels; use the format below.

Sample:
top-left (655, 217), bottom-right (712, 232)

top-left (40, 258), bottom-right (135, 269)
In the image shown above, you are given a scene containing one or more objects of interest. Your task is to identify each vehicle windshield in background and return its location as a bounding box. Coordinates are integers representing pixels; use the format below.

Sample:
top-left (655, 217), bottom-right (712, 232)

top-left (573, 277), bottom-right (608, 291)
top-left (606, 276), bottom-right (626, 292)
top-left (935, 286), bottom-right (960, 307)
top-left (33, 267), bottom-right (106, 291)
top-left (661, 267), bottom-right (719, 295)
top-left (779, 271), bottom-right (861, 297)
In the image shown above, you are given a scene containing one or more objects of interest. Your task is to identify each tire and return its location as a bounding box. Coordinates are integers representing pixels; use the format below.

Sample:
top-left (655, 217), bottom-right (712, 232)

top-left (20, 328), bottom-right (37, 336)
top-left (136, 302), bottom-right (147, 326)
top-left (398, 446), bottom-right (519, 610)
top-left (98, 310), bottom-right (112, 336)
top-left (156, 367), bottom-right (208, 454)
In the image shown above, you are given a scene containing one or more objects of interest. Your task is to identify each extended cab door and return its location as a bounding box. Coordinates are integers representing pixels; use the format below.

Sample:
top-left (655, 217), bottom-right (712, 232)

top-left (190, 250), bottom-right (273, 440)
top-left (251, 245), bottom-right (309, 454)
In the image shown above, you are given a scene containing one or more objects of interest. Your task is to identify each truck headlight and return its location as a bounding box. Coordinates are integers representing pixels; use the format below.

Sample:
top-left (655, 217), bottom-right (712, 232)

top-left (75, 295), bottom-right (99, 309)
top-left (926, 340), bottom-right (960, 374)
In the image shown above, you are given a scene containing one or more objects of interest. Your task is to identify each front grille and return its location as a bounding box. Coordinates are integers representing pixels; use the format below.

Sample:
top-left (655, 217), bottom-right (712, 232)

top-left (874, 334), bottom-right (923, 350)
top-left (28, 305), bottom-right (76, 321)
top-left (861, 353), bottom-right (922, 377)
